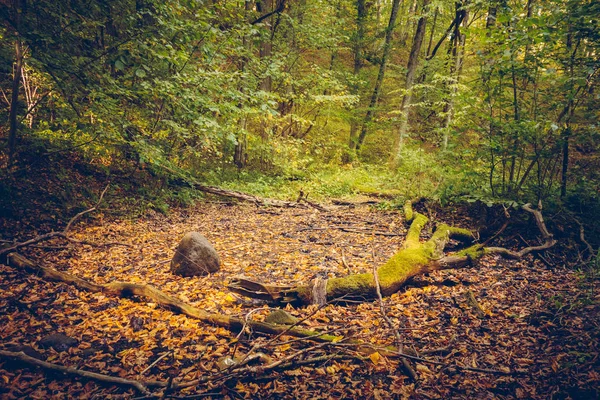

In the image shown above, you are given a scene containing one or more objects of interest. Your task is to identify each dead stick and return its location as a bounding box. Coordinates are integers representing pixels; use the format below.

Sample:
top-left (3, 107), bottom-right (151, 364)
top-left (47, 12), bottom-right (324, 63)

top-left (0, 350), bottom-right (158, 394)
top-left (6, 253), bottom-right (336, 343)
top-left (371, 236), bottom-right (418, 381)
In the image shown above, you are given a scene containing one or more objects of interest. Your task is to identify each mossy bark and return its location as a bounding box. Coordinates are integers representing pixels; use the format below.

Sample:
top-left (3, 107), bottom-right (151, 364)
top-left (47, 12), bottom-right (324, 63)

top-left (320, 206), bottom-right (475, 302)
top-left (229, 201), bottom-right (555, 306)
top-left (230, 201), bottom-right (477, 305)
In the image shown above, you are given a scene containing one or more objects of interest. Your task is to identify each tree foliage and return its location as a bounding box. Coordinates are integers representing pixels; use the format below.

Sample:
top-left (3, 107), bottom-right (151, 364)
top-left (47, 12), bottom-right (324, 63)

top-left (0, 0), bottom-right (598, 210)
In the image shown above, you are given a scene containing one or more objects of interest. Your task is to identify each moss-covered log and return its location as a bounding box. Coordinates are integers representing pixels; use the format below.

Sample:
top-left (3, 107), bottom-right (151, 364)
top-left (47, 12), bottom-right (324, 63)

top-left (229, 201), bottom-right (555, 305)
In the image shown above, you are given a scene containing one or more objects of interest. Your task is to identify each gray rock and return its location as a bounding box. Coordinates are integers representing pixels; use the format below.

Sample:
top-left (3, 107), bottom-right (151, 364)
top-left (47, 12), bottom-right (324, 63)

top-left (38, 333), bottom-right (78, 352)
top-left (170, 232), bottom-right (220, 277)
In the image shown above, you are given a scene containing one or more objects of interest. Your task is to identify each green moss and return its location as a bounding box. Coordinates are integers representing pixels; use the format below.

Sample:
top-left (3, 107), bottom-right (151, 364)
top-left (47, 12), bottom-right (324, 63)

top-left (403, 200), bottom-right (414, 222)
top-left (431, 224), bottom-right (472, 242)
top-left (295, 285), bottom-right (313, 305)
top-left (405, 212), bottom-right (428, 248)
top-left (456, 244), bottom-right (485, 259)
top-left (326, 273), bottom-right (375, 299)
top-left (318, 221), bottom-right (476, 303)
top-left (378, 247), bottom-right (430, 294)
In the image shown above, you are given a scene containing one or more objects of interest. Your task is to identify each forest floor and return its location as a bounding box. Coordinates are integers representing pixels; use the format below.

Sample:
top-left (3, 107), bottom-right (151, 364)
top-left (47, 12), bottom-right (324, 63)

top-left (0, 200), bottom-right (599, 399)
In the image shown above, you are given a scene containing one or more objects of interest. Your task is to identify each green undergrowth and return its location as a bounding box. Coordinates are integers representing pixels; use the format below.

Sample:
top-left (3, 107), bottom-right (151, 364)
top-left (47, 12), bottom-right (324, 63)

top-left (207, 146), bottom-right (482, 205)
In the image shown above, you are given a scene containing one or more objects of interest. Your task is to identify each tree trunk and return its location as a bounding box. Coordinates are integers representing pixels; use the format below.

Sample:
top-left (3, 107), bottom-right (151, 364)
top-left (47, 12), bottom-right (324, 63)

top-left (355, 0), bottom-right (401, 151)
top-left (8, 39), bottom-right (23, 164)
top-left (396, 0), bottom-right (429, 159)
top-left (561, 24), bottom-right (576, 199)
top-left (229, 201), bottom-right (555, 305)
top-left (234, 0), bottom-right (254, 169)
top-left (442, 2), bottom-right (468, 150)
top-left (345, 0), bottom-right (367, 161)
top-left (258, 0), bottom-right (274, 92)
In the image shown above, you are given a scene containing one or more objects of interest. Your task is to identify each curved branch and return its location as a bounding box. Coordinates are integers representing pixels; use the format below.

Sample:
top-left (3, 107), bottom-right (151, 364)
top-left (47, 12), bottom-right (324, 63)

top-left (485, 203), bottom-right (556, 259)
top-left (230, 202), bottom-right (556, 306)
top-left (6, 252), bottom-right (339, 343)
top-left (0, 350), bottom-right (155, 394)
top-left (251, 0), bottom-right (286, 25)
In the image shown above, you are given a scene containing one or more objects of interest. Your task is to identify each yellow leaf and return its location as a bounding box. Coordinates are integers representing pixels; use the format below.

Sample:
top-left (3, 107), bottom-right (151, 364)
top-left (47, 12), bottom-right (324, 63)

top-left (369, 352), bottom-right (381, 365)
top-left (224, 294), bottom-right (236, 302)
top-left (331, 335), bottom-right (344, 343)
top-left (278, 344), bottom-right (291, 352)
top-left (416, 364), bottom-right (432, 374)
top-left (326, 366), bottom-right (337, 374)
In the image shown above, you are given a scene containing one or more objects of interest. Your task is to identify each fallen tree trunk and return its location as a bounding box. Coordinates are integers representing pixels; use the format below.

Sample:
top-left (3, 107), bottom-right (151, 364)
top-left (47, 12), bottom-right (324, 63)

top-left (229, 201), bottom-right (556, 305)
top-left (162, 164), bottom-right (322, 210)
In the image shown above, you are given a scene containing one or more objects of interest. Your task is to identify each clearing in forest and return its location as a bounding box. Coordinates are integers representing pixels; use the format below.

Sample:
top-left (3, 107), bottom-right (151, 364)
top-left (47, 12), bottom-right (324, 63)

top-left (0, 202), bottom-right (598, 398)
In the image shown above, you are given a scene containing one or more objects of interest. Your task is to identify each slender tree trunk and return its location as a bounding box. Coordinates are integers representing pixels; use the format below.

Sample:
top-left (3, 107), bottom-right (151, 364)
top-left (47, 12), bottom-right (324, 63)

top-left (8, 39), bottom-right (23, 164)
top-left (355, 0), bottom-right (402, 151)
top-left (561, 27), bottom-right (576, 199)
top-left (396, 0), bottom-right (429, 159)
top-left (426, 7), bottom-right (438, 58)
top-left (258, 0), bottom-right (274, 92)
top-left (486, 4), bottom-right (497, 29)
top-left (442, 2), bottom-right (468, 151)
top-left (345, 0), bottom-right (367, 161)
top-left (234, 0), bottom-right (254, 169)
top-left (399, 0), bottom-right (416, 46)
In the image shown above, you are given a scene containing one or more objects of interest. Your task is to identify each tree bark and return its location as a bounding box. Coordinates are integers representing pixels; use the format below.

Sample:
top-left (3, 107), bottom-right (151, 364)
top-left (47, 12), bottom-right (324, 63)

top-left (345, 0), bottom-right (367, 161)
top-left (8, 38), bottom-right (23, 164)
top-left (396, 0), bottom-right (429, 159)
top-left (561, 23), bottom-right (576, 199)
top-left (234, 0), bottom-right (254, 169)
top-left (442, 2), bottom-right (468, 150)
top-left (258, 0), bottom-right (274, 92)
top-left (355, 0), bottom-right (401, 150)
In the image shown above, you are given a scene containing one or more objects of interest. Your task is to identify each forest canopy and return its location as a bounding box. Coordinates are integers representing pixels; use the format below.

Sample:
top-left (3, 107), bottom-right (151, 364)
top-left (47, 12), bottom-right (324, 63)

top-left (1, 0), bottom-right (598, 209)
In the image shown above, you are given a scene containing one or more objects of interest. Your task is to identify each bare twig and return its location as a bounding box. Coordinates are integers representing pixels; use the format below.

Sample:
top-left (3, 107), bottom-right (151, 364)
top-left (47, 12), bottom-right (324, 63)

top-left (140, 351), bottom-right (172, 376)
top-left (371, 235), bottom-right (418, 381)
top-left (485, 203), bottom-right (557, 259)
top-left (481, 205), bottom-right (511, 247)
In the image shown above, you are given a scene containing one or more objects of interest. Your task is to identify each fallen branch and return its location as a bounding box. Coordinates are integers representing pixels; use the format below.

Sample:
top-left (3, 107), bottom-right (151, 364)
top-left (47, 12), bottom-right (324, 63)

top-left (332, 199), bottom-right (381, 206)
top-left (162, 163), bottom-right (328, 210)
top-left (229, 202), bottom-right (557, 305)
top-left (298, 225), bottom-right (402, 237)
top-left (193, 184), bottom-right (306, 208)
top-left (485, 203), bottom-right (556, 259)
top-left (297, 190), bottom-right (329, 212)
top-left (0, 350), bottom-right (156, 395)
top-left (5, 252), bottom-right (340, 343)
top-left (371, 238), bottom-right (418, 381)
